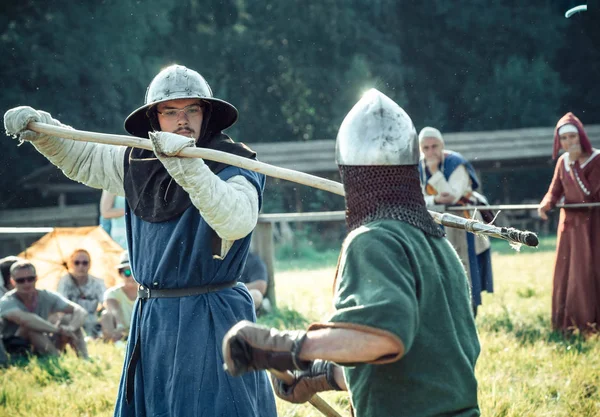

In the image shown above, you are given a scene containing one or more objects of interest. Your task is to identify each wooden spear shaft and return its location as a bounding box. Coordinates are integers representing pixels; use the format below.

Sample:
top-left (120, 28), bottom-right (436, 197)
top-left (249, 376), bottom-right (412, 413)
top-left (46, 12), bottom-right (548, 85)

top-left (26, 122), bottom-right (539, 246)
top-left (27, 122), bottom-right (344, 196)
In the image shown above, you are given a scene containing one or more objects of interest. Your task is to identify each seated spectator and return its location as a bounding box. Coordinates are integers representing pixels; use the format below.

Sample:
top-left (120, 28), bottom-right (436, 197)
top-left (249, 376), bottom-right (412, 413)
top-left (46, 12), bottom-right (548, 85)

top-left (0, 256), bottom-right (20, 296)
top-left (0, 256), bottom-right (21, 365)
top-left (100, 190), bottom-right (127, 249)
top-left (0, 260), bottom-right (88, 359)
top-left (239, 252), bottom-right (270, 313)
top-left (57, 249), bottom-right (106, 338)
top-left (101, 251), bottom-right (136, 342)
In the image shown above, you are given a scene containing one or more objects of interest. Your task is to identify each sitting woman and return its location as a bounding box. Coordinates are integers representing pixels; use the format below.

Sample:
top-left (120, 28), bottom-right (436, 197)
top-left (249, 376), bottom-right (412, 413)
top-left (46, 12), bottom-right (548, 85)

top-left (57, 249), bottom-right (106, 338)
top-left (101, 252), bottom-right (137, 342)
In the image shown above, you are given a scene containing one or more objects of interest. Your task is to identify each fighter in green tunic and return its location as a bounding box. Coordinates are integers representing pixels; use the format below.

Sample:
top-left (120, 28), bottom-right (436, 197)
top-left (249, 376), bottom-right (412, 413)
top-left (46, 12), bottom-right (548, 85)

top-left (222, 89), bottom-right (481, 417)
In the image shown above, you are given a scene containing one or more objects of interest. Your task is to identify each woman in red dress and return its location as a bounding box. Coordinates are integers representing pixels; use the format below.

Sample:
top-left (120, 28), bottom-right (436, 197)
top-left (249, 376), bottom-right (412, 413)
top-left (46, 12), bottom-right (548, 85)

top-left (538, 112), bottom-right (600, 333)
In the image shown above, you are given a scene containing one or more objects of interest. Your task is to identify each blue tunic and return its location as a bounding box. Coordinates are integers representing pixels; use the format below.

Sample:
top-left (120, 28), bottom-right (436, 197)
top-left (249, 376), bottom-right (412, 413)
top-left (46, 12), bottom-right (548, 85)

top-left (113, 166), bottom-right (277, 417)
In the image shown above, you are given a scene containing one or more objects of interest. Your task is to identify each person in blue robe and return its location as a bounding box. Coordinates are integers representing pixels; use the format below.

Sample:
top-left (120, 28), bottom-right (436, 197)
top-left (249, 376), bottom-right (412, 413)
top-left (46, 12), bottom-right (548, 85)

top-left (418, 127), bottom-right (493, 316)
top-left (4, 64), bottom-right (277, 417)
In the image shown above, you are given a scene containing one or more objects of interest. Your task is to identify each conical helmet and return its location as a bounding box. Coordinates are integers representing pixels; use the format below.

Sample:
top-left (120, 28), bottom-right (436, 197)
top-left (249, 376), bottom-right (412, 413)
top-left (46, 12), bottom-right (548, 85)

top-left (124, 65), bottom-right (238, 138)
top-left (336, 89), bottom-right (418, 166)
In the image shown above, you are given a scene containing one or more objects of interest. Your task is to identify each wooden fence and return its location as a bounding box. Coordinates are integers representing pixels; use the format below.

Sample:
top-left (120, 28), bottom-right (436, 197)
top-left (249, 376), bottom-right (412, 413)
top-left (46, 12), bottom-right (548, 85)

top-left (253, 211), bottom-right (345, 307)
top-left (1, 206), bottom-right (546, 308)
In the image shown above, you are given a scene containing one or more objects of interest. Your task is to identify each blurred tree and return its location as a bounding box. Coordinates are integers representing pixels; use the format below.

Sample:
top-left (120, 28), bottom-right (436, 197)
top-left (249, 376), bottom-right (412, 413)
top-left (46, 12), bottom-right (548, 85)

top-left (1, 0), bottom-right (598, 213)
top-left (558, 1), bottom-right (600, 121)
top-left (0, 0), bottom-right (173, 208)
top-left (395, 0), bottom-right (567, 131)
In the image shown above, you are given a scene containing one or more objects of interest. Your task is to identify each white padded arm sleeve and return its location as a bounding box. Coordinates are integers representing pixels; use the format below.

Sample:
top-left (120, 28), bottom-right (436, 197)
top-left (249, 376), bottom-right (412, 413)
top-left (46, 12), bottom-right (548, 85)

top-left (160, 156), bottom-right (259, 240)
top-left (149, 131), bottom-right (260, 241)
top-left (427, 166), bottom-right (471, 204)
top-left (32, 138), bottom-right (126, 196)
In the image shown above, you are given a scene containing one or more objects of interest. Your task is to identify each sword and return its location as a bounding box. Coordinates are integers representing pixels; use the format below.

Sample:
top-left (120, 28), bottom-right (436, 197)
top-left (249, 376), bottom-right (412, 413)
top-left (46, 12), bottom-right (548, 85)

top-left (25, 122), bottom-right (539, 247)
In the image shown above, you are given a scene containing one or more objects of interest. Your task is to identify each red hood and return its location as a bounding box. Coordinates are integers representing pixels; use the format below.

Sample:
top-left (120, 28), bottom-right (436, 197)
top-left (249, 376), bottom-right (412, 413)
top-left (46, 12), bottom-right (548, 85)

top-left (553, 112), bottom-right (592, 159)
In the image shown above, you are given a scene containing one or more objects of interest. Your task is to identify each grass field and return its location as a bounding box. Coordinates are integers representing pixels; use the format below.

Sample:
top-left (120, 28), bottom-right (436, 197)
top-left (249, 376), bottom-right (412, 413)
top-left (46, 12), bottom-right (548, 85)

top-left (1, 237), bottom-right (599, 417)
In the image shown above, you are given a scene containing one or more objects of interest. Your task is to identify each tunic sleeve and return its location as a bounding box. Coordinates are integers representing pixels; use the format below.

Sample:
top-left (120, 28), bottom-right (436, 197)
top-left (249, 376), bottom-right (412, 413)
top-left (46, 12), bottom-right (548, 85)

top-left (47, 291), bottom-right (71, 313)
top-left (540, 156), bottom-right (565, 209)
top-left (0, 296), bottom-right (23, 317)
top-left (568, 153), bottom-right (600, 202)
top-left (312, 227), bottom-right (419, 364)
top-left (427, 165), bottom-right (471, 204)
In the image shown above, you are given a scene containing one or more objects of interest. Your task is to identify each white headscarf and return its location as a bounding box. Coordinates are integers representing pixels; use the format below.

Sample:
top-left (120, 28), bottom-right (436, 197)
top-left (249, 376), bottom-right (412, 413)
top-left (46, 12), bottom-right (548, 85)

top-left (418, 126), bottom-right (444, 144)
top-left (558, 123), bottom-right (578, 135)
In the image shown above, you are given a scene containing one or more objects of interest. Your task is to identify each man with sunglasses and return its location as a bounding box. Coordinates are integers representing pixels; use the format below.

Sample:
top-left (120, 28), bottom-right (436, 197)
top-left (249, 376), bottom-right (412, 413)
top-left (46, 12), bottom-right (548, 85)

top-left (0, 260), bottom-right (89, 359)
top-left (101, 251), bottom-right (136, 342)
top-left (4, 64), bottom-right (276, 417)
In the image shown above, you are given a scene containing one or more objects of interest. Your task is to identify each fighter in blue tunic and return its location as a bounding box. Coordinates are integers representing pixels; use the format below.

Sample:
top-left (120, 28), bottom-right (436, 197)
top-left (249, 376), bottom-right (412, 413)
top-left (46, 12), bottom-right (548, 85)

top-left (4, 65), bottom-right (277, 417)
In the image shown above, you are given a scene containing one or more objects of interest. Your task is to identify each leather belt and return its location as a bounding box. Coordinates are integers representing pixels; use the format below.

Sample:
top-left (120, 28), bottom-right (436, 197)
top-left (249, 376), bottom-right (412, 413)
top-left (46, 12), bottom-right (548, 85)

top-left (137, 281), bottom-right (237, 299)
top-left (125, 280), bottom-right (237, 404)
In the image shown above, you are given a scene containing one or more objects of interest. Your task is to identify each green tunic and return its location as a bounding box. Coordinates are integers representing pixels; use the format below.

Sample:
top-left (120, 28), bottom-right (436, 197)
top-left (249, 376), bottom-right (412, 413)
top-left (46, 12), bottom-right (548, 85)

top-left (328, 219), bottom-right (480, 417)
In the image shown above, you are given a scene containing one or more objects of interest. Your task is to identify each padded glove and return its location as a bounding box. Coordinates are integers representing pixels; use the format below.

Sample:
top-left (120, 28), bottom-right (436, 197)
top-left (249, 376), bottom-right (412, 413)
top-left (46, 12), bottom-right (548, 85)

top-left (4, 106), bottom-right (71, 143)
top-left (149, 130), bottom-right (195, 157)
top-left (4, 105), bottom-right (125, 195)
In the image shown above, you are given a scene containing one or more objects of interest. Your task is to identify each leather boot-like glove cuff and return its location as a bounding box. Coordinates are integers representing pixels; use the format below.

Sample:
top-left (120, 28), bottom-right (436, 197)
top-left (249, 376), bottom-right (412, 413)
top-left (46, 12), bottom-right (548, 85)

top-left (290, 331), bottom-right (309, 371)
top-left (223, 320), bottom-right (310, 377)
top-left (322, 360), bottom-right (344, 391)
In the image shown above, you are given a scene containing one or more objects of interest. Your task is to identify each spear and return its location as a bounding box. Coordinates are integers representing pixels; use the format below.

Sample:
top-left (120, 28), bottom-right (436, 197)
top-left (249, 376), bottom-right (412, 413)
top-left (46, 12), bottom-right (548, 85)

top-left (26, 122), bottom-right (539, 247)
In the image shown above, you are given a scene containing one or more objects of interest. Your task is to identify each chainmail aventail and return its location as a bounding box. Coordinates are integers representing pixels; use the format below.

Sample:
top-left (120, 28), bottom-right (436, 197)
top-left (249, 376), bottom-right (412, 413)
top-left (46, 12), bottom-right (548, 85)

top-left (339, 165), bottom-right (444, 237)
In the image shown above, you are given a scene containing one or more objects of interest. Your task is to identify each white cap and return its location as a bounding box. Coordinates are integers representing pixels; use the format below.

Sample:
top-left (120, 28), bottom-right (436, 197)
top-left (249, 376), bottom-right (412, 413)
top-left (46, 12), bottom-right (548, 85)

top-left (418, 126), bottom-right (444, 144)
top-left (558, 124), bottom-right (578, 136)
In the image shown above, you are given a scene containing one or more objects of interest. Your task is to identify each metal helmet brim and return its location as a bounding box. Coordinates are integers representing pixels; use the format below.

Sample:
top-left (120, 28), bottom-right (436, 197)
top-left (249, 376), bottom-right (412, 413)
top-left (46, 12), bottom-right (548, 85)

top-left (123, 65), bottom-right (239, 138)
top-left (124, 97), bottom-right (238, 138)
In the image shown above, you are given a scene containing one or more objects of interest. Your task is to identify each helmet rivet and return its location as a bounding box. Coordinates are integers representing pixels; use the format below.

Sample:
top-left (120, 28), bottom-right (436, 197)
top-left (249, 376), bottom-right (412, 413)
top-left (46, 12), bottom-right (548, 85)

top-left (165, 89), bottom-right (170, 96)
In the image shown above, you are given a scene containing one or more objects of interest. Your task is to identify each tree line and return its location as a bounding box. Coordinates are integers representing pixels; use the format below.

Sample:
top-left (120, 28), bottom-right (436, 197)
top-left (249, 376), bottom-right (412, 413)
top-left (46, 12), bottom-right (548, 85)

top-left (1, 0), bottom-right (598, 211)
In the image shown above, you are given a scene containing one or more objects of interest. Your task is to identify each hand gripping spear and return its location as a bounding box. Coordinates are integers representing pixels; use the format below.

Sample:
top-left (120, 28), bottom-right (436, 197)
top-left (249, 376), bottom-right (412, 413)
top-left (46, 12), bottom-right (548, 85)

top-left (269, 369), bottom-right (343, 417)
top-left (25, 121), bottom-right (539, 248)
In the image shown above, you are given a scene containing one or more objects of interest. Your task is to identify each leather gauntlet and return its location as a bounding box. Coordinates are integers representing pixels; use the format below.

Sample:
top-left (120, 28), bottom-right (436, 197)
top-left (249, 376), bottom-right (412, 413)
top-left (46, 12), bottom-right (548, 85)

top-left (271, 359), bottom-right (344, 404)
top-left (222, 320), bottom-right (310, 377)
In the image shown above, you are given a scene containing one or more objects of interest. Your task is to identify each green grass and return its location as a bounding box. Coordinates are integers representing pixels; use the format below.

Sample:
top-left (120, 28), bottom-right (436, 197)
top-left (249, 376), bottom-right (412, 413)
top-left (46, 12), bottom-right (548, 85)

top-left (275, 242), bottom-right (341, 271)
top-left (2, 244), bottom-right (599, 417)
